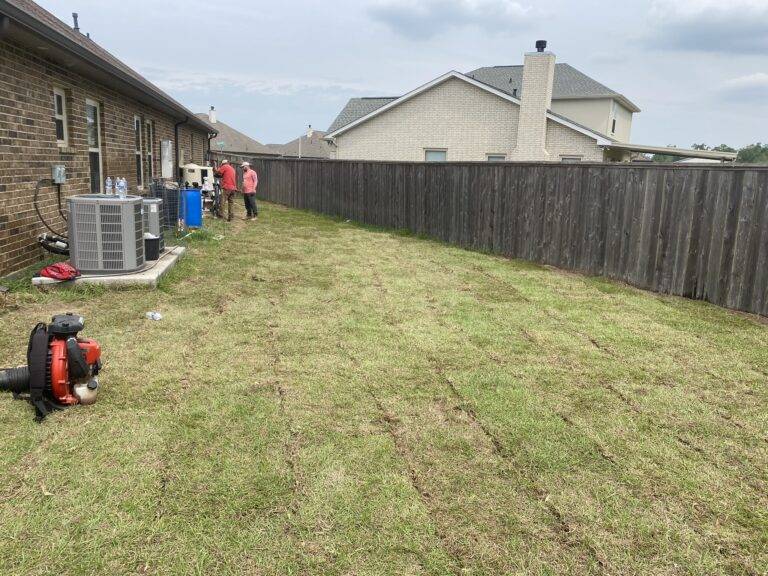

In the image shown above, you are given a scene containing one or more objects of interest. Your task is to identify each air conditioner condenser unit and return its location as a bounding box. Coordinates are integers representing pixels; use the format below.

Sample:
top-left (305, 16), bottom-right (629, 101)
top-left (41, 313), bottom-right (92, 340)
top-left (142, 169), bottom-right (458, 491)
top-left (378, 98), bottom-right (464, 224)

top-left (68, 195), bottom-right (145, 274)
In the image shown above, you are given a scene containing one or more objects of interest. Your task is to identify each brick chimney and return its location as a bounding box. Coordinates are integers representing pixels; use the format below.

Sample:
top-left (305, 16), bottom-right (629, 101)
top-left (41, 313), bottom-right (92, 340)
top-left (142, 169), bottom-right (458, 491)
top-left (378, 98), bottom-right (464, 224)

top-left (512, 40), bottom-right (555, 161)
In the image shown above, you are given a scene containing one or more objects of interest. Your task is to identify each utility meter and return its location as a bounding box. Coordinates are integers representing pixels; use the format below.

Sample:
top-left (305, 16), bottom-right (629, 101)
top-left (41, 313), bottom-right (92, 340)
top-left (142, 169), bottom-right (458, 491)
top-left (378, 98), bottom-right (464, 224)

top-left (51, 164), bottom-right (66, 184)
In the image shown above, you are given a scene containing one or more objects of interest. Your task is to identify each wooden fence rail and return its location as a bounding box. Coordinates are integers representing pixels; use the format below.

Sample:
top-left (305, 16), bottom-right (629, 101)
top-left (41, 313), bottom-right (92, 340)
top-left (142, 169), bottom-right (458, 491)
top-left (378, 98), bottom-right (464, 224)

top-left (251, 158), bottom-right (768, 316)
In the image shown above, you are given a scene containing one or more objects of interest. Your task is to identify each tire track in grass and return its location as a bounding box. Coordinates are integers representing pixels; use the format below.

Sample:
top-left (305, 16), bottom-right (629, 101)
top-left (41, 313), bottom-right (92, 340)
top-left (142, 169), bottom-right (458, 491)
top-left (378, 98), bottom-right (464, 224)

top-left (429, 355), bottom-right (610, 573)
top-left (470, 262), bottom-right (762, 444)
top-left (421, 259), bottom-right (763, 575)
top-left (365, 264), bottom-right (601, 574)
top-left (265, 295), bottom-right (303, 525)
top-left (464, 264), bottom-right (743, 462)
top-left (336, 340), bottom-right (462, 576)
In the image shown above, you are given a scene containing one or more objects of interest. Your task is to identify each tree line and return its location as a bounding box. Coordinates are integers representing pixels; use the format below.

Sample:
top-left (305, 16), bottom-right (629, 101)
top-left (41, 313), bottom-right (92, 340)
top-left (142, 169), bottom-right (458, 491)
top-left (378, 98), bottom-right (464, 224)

top-left (651, 143), bottom-right (768, 164)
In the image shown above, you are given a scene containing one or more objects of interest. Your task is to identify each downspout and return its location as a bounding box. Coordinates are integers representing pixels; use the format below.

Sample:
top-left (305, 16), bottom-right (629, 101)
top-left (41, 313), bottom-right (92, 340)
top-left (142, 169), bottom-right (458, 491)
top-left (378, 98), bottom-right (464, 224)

top-left (174, 116), bottom-right (188, 184)
top-left (207, 131), bottom-right (217, 164)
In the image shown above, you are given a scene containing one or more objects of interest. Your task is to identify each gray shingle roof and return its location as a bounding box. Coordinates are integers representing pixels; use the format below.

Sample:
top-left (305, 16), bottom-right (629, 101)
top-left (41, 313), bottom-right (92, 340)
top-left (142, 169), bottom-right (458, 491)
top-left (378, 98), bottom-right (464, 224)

top-left (326, 63), bottom-right (639, 136)
top-left (327, 97), bottom-right (398, 133)
top-left (467, 63), bottom-right (640, 111)
top-left (195, 114), bottom-right (279, 156)
top-left (267, 130), bottom-right (332, 159)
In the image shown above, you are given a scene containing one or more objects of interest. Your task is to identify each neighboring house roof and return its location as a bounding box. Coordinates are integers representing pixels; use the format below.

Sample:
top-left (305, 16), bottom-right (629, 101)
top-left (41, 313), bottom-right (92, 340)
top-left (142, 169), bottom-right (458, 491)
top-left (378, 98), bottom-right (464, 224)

top-left (267, 130), bottom-right (332, 159)
top-left (0, 0), bottom-right (214, 133)
top-left (325, 71), bottom-right (613, 146)
top-left (467, 63), bottom-right (641, 113)
top-left (327, 98), bottom-right (398, 134)
top-left (195, 114), bottom-right (279, 156)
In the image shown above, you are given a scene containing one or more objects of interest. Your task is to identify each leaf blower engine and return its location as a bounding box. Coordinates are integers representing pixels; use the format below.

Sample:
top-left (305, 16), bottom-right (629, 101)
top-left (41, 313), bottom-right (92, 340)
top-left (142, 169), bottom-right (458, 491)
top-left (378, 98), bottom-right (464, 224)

top-left (0, 313), bottom-right (101, 420)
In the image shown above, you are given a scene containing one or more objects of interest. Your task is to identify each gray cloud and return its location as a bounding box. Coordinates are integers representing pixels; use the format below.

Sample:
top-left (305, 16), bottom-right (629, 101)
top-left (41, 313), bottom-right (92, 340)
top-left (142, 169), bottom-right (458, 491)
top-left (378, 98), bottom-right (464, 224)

top-left (644, 0), bottom-right (768, 54)
top-left (368, 0), bottom-right (538, 40)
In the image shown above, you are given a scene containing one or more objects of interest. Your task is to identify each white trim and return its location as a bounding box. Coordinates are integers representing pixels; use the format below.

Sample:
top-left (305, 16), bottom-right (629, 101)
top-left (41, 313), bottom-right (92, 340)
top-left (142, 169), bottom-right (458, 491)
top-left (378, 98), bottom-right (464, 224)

top-left (85, 98), bottom-right (103, 193)
top-left (134, 115), bottom-right (144, 189)
top-left (324, 70), bottom-right (611, 145)
top-left (145, 119), bottom-right (155, 179)
top-left (53, 87), bottom-right (68, 147)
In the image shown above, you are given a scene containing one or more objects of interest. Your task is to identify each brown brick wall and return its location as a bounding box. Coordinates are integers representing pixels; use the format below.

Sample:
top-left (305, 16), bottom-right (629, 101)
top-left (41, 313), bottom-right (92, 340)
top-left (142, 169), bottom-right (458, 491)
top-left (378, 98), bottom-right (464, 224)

top-left (0, 40), bottom-right (210, 276)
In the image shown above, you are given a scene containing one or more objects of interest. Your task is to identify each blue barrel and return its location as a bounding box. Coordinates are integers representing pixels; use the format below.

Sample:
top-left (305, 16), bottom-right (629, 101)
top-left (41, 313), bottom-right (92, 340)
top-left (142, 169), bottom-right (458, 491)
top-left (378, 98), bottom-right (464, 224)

top-left (181, 188), bottom-right (203, 228)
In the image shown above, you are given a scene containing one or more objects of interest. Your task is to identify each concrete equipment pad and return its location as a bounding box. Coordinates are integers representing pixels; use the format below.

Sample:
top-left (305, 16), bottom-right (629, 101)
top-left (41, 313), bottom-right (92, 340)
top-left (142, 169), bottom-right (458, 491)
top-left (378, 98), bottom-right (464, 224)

top-left (32, 246), bottom-right (186, 288)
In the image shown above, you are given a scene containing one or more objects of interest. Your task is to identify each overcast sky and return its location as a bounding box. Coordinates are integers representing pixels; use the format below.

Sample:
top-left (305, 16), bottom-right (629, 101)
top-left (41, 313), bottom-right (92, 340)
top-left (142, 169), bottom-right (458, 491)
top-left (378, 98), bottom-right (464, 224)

top-left (39, 0), bottom-right (768, 148)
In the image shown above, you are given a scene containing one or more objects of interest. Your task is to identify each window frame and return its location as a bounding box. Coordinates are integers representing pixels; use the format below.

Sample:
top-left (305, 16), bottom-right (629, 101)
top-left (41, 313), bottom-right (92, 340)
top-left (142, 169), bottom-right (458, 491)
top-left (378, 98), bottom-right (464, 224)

top-left (53, 87), bottom-right (69, 148)
top-left (424, 149), bottom-right (447, 162)
top-left (486, 154), bottom-right (506, 162)
top-left (145, 119), bottom-right (155, 180)
top-left (134, 115), bottom-right (144, 189)
top-left (560, 155), bottom-right (583, 163)
top-left (85, 98), bottom-right (103, 193)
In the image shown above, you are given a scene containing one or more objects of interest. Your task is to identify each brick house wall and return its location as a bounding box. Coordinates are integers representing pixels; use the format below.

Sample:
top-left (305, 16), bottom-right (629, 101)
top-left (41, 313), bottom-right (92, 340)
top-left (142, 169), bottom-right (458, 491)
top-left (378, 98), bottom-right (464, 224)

top-left (331, 77), bottom-right (603, 163)
top-left (0, 40), bottom-right (210, 276)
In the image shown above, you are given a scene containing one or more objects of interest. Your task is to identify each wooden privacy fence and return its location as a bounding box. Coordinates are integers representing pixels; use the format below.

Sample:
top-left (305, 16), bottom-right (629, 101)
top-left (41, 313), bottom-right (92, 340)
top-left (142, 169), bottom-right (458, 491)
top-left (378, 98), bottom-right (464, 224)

top-left (251, 158), bottom-right (768, 316)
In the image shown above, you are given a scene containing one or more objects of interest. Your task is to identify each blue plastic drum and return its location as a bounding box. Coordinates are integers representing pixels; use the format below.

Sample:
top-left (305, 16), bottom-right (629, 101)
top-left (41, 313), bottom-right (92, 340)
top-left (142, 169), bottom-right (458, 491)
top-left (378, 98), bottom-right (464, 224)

top-left (181, 188), bottom-right (203, 228)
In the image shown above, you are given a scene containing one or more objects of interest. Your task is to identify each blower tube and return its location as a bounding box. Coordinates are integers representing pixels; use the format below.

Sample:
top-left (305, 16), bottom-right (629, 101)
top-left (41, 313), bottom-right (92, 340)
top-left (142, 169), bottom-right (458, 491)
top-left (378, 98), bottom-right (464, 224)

top-left (0, 366), bottom-right (30, 394)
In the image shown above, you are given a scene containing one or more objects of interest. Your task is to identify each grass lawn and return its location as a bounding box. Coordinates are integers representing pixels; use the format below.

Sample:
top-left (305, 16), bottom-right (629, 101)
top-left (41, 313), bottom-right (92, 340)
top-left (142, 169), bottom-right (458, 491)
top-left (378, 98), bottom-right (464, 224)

top-left (0, 201), bottom-right (766, 575)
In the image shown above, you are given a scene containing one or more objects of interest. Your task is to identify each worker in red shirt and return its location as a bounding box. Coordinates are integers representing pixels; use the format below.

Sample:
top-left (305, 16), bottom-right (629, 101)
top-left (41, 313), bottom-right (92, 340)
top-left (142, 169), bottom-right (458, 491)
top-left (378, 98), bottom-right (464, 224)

top-left (214, 159), bottom-right (237, 222)
top-left (241, 162), bottom-right (258, 220)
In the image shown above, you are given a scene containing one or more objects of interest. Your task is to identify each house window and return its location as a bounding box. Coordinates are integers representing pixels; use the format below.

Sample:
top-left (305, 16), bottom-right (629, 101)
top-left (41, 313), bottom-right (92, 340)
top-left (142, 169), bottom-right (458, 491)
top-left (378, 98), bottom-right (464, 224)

top-left (611, 118), bottom-right (617, 134)
top-left (425, 149), bottom-right (447, 162)
top-left (53, 87), bottom-right (68, 147)
top-left (486, 154), bottom-right (506, 162)
top-left (134, 116), bottom-right (143, 188)
top-left (144, 120), bottom-right (155, 180)
top-left (560, 156), bottom-right (582, 163)
top-left (85, 99), bottom-right (103, 193)
top-left (610, 100), bottom-right (618, 134)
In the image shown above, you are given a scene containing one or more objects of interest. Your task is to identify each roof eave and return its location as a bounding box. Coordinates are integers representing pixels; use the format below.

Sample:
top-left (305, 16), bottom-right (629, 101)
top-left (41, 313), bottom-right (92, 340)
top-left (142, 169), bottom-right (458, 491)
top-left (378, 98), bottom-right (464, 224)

top-left (0, 0), bottom-right (212, 132)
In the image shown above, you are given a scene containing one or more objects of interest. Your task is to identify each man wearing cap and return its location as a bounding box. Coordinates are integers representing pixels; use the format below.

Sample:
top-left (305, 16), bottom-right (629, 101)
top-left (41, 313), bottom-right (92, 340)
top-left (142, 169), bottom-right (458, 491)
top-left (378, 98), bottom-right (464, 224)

top-left (241, 162), bottom-right (258, 220)
top-left (214, 159), bottom-right (237, 222)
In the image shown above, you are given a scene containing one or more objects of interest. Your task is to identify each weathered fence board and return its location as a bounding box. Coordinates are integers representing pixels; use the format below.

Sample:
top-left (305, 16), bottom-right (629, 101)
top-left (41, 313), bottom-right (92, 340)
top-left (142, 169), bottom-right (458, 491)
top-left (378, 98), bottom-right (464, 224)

top-left (251, 158), bottom-right (768, 316)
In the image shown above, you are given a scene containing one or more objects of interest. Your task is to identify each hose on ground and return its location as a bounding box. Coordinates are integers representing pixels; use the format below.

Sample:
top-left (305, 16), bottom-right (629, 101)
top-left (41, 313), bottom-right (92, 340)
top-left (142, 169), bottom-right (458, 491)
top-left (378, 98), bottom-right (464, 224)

top-left (0, 366), bottom-right (30, 394)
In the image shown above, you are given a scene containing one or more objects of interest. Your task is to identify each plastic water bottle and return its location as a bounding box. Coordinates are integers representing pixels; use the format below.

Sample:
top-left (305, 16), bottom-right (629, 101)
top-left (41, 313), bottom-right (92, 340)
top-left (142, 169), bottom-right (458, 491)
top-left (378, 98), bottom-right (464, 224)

top-left (116, 178), bottom-right (127, 198)
top-left (105, 177), bottom-right (113, 195)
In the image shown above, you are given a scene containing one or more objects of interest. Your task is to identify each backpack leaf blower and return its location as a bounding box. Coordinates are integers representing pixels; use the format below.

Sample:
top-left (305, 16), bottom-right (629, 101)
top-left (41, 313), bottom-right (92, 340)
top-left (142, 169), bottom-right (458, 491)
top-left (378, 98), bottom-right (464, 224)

top-left (0, 313), bottom-right (101, 421)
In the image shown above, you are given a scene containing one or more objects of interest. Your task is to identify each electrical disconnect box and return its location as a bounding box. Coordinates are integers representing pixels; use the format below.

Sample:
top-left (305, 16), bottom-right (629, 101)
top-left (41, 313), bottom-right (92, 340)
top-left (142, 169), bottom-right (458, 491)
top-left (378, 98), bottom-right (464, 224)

top-left (51, 164), bottom-right (66, 184)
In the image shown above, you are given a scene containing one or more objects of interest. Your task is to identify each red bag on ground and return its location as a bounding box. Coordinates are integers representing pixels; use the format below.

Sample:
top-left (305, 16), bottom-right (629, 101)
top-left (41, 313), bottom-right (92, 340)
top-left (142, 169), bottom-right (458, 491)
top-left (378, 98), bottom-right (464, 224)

top-left (40, 262), bottom-right (81, 281)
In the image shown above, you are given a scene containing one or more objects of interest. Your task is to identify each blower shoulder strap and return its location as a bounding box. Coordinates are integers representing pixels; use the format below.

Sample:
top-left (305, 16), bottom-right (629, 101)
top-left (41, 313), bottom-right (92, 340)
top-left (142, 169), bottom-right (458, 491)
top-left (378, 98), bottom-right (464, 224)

top-left (27, 322), bottom-right (51, 420)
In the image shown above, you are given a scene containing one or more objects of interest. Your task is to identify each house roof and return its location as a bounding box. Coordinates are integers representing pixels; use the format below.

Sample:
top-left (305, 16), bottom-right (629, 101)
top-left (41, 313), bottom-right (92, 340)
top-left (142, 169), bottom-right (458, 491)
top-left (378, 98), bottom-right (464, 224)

top-left (327, 98), bottom-right (399, 134)
top-left (467, 63), bottom-right (641, 113)
top-left (267, 130), bottom-right (332, 159)
top-left (325, 71), bottom-right (612, 145)
top-left (0, 0), bottom-right (214, 133)
top-left (195, 114), bottom-right (279, 156)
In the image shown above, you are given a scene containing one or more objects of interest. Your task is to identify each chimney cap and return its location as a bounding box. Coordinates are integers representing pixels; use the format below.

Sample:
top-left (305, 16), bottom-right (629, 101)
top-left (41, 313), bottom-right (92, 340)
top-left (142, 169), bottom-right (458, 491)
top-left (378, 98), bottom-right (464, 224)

top-left (535, 40), bottom-right (547, 52)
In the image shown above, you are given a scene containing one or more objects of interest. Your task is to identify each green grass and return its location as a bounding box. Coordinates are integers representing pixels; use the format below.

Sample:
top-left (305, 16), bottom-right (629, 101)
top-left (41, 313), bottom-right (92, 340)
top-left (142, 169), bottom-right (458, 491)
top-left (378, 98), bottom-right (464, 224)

top-left (1, 202), bottom-right (766, 575)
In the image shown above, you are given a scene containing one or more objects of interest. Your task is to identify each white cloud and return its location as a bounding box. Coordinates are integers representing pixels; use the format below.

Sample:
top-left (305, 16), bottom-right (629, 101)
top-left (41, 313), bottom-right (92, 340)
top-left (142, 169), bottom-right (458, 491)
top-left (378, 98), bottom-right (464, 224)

top-left (143, 69), bottom-right (367, 96)
top-left (720, 72), bottom-right (768, 101)
top-left (368, 0), bottom-right (539, 40)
